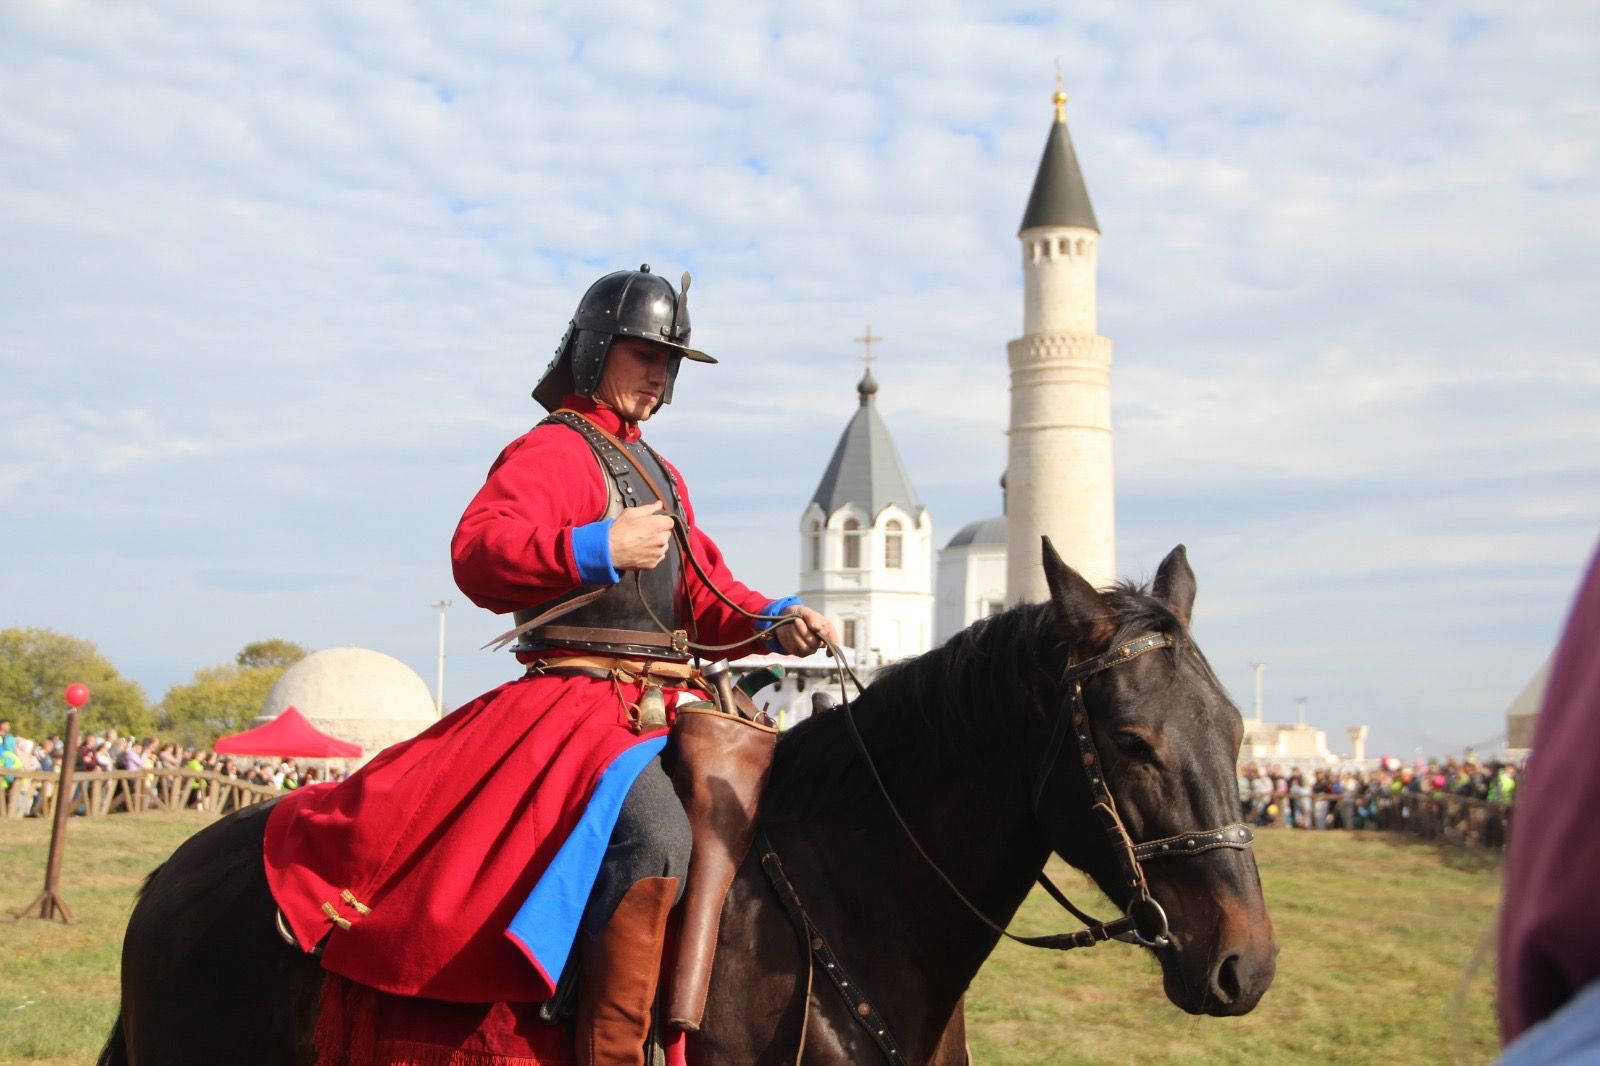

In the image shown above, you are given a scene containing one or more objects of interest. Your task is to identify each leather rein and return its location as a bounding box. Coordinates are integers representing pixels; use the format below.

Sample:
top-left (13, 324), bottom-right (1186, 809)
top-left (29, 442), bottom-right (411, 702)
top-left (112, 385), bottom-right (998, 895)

top-left (753, 629), bottom-right (1255, 1063)
top-left (478, 411), bottom-right (1256, 1054)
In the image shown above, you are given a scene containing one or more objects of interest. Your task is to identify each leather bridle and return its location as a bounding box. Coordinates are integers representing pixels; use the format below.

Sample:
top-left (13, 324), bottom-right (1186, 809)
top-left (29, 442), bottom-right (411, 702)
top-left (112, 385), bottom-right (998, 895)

top-left (755, 629), bottom-right (1257, 1064)
top-left (835, 629), bottom-right (1255, 955)
top-left (1030, 631), bottom-right (1256, 948)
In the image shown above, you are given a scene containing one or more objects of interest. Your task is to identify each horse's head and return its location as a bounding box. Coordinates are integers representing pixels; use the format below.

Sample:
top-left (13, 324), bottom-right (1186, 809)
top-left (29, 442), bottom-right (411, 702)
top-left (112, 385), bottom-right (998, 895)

top-left (1033, 539), bottom-right (1277, 1016)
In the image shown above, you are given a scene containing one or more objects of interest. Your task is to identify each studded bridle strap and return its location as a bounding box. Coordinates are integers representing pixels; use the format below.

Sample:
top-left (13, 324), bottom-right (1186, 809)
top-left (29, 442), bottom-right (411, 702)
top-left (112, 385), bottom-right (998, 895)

top-left (1064, 631), bottom-right (1175, 682)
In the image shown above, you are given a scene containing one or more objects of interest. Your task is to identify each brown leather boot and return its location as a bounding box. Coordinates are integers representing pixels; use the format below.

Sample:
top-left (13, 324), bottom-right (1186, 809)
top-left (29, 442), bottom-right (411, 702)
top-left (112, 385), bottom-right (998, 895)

top-left (574, 875), bottom-right (678, 1066)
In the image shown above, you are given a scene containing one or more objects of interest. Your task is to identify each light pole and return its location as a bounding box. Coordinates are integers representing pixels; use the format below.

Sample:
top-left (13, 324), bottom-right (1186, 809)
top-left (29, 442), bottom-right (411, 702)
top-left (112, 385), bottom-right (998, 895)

top-left (1249, 662), bottom-right (1267, 722)
top-left (430, 600), bottom-right (452, 716)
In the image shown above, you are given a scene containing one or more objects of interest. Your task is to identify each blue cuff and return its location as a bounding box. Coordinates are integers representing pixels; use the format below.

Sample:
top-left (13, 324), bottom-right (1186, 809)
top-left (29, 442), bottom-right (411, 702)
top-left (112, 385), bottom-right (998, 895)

top-left (571, 520), bottom-right (621, 585)
top-left (756, 596), bottom-right (804, 652)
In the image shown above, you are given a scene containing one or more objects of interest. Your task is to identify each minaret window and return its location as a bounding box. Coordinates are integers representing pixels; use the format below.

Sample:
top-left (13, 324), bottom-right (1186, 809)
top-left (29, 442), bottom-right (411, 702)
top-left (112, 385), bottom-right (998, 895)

top-left (884, 520), bottom-right (903, 569)
top-left (843, 517), bottom-right (862, 568)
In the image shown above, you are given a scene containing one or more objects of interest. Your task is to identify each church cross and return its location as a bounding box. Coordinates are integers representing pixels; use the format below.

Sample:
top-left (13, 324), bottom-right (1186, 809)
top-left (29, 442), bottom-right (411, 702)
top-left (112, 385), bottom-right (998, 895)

top-left (853, 324), bottom-right (883, 370)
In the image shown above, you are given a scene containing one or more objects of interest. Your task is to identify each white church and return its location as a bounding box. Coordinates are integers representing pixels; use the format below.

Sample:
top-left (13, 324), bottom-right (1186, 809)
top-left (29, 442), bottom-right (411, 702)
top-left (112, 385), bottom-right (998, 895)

top-left (750, 85), bottom-right (1119, 726)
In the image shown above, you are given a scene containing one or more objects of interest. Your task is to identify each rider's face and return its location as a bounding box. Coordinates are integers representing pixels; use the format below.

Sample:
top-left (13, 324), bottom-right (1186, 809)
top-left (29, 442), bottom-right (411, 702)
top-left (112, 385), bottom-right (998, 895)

top-left (594, 338), bottom-right (674, 423)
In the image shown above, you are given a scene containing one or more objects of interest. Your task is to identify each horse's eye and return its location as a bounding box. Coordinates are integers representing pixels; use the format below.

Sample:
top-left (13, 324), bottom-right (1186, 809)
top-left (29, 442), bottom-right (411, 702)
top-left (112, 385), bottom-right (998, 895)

top-left (1113, 732), bottom-right (1155, 761)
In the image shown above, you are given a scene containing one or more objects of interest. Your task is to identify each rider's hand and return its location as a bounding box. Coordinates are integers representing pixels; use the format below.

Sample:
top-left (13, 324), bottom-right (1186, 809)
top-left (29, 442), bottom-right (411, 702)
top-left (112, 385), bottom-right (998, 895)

top-left (774, 605), bottom-right (837, 657)
top-left (609, 501), bottom-right (674, 571)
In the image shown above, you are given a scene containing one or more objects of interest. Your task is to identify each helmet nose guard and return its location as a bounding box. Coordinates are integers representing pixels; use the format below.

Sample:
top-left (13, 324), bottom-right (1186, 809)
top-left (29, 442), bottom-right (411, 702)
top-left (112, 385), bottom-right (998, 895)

top-left (533, 264), bottom-right (715, 412)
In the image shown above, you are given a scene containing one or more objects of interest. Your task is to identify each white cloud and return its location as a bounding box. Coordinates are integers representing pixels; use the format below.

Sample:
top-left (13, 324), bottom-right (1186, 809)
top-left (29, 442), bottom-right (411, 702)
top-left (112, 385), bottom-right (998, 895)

top-left (1, 0), bottom-right (1596, 756)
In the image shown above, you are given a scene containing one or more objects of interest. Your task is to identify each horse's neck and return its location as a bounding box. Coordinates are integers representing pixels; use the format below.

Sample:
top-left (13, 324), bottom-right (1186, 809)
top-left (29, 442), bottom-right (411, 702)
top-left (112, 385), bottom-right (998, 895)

top-left (768, 706), bottom-right (1050, 1055)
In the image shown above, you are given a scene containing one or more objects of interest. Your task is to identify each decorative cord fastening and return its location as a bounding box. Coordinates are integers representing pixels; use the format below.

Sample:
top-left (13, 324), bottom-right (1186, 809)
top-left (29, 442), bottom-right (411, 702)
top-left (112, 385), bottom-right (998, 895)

top-left (339, 889), bottom-right (372, 915)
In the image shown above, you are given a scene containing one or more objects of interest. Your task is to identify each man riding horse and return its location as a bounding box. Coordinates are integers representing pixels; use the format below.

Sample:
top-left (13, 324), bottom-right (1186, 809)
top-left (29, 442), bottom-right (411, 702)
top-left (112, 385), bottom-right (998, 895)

top-left (264, 265), bottom-right (836, 1063)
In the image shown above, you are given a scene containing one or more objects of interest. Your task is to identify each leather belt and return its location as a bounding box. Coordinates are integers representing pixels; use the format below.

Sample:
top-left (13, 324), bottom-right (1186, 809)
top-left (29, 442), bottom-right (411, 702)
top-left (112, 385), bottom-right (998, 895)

top-left (522, 624), bottom-right (691, 660)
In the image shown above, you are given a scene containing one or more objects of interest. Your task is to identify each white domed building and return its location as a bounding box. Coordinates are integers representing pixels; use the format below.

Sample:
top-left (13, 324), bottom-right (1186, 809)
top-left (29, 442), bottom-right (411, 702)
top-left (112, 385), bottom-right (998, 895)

top-left (257, 647), bottom-right (439, 767)
top-left (935, 516), bottom-right (1008, 644)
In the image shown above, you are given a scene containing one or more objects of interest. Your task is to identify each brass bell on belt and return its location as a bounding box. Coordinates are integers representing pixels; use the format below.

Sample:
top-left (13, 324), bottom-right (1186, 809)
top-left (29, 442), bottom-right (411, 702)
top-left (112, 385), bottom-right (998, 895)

top-left (637, 684), bottom-right (668, 730)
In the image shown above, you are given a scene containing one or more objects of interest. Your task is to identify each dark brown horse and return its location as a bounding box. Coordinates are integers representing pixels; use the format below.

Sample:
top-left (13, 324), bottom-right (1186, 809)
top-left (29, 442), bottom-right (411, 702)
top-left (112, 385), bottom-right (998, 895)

top-left (102, 543), bottom-right (1274, 1064)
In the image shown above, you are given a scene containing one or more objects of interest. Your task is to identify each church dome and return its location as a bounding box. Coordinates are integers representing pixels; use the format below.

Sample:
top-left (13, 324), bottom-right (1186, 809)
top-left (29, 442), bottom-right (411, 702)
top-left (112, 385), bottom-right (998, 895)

top-left (258, 647), bottom-right (437, 764)
top-left (945, 516), bottom-right (1006, 549)
top-left (809, 368), bottom-right (921, 520)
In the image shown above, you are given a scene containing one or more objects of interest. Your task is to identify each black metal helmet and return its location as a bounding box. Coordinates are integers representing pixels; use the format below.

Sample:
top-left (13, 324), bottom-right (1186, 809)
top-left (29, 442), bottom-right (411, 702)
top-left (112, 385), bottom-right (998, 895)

top-left (532, 264), bottom-right (715, 412)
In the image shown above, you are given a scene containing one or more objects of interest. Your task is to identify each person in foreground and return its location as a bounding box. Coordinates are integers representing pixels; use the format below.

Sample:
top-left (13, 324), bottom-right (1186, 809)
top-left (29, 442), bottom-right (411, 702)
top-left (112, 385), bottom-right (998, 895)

top-left (263, 264), bottom-right (835, 1064)
top-left (1496, 539), bottom-right (1600, 1065)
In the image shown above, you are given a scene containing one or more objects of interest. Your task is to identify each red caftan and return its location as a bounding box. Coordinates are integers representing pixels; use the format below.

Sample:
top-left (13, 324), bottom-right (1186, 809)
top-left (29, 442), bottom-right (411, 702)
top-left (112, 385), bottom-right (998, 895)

top-left (265, 397), bottom-right (774, 1004)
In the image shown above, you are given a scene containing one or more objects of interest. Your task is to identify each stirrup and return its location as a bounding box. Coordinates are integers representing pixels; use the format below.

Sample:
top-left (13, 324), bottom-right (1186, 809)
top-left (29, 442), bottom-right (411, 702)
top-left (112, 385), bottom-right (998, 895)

top-left (275, 908), bottom-right (324, 957)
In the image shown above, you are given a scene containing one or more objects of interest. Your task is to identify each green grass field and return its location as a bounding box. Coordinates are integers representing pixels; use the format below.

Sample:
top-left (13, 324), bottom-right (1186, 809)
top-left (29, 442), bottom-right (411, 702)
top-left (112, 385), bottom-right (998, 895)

top-left (0, 815), bottom-right (1502, 1065)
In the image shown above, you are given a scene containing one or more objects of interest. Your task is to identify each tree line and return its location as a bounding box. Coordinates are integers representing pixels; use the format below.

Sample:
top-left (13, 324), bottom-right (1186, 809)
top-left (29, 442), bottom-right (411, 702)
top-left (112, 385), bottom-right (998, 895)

top-left (0, 628), bottom-right (310, 746)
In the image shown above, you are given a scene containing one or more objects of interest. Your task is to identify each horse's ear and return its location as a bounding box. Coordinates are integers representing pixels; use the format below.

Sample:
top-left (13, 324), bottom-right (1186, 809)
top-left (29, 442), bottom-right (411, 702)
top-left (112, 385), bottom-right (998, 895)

top-left (1152, 544), bottom-right (1196, 627)
top-left (1042, 537), bottom-right (1111, 641)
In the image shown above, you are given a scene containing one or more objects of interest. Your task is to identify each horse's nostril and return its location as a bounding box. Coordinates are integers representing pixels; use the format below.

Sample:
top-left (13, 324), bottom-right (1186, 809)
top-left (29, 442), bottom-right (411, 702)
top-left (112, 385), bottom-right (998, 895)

top-left (1213, 953), bottom-right (1242, 1004)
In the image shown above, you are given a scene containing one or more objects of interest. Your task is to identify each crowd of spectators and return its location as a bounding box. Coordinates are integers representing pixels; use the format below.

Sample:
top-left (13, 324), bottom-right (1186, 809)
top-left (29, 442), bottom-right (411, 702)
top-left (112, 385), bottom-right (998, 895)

top-left (1, 716), bottom-right (346, 816)
top-left (5, 714), bottom-right (1527, 836)
top-left (1238, 754), bottom-right (1522, 830)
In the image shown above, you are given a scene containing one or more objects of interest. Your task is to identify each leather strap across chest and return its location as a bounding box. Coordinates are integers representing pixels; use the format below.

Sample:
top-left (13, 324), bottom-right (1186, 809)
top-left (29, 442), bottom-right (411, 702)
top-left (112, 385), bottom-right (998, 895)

top-left (758, 834), bottom-right (907, 1066)
top-left (542, 409), bottom-right (684, 514)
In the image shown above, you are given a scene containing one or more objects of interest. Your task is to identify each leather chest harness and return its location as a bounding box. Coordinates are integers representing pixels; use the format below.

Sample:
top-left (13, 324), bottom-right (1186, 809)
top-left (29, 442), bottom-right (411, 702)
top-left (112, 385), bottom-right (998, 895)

top-left (508, 409), bottom-right (693, 661)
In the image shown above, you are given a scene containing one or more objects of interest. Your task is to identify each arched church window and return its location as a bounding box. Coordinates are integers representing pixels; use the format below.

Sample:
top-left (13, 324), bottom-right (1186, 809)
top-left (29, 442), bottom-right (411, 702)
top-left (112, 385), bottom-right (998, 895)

top-left (807, 520), bottom-right (822, 570)
top-left (884, 520), bottom-right (903, 569)
top-left (1076, 238), bottom-right (1087, 254)
top-left (843, 518), bottom-right (861, 569)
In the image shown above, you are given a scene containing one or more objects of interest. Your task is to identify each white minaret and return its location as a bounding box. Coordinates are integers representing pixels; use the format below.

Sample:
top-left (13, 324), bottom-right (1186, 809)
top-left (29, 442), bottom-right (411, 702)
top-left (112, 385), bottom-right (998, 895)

top-left (1005, 83), bottom-right (1115, 601)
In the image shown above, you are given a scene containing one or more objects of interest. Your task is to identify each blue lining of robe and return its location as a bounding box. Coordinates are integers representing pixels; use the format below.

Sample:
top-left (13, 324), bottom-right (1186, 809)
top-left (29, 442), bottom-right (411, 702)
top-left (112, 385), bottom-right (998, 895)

top-left (505, 734), bottom-right (668, 990)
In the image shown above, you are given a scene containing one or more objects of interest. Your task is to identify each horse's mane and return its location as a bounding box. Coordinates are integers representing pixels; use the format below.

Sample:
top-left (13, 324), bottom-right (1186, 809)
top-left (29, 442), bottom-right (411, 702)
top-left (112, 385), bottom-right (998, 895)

top-left (761, 581), bottom-right (1187, 826)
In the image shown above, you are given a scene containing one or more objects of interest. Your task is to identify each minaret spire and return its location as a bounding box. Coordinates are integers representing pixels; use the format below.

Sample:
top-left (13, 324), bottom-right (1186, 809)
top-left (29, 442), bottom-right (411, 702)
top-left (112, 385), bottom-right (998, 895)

top-left (1019, 73), bottom-right (1097, 234)
top-left (1005, 82), bottom-right (1115, 599)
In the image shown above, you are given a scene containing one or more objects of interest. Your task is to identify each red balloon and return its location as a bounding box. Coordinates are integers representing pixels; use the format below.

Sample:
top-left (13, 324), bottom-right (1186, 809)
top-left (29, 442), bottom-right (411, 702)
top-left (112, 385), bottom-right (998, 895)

top-left (64, 683), bottom-right (91, 708)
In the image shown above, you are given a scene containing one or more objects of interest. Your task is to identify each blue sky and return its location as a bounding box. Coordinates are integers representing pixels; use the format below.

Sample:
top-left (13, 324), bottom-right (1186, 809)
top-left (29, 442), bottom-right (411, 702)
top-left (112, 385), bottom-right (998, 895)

top-left (3, 1), bottom-right (1596, 758)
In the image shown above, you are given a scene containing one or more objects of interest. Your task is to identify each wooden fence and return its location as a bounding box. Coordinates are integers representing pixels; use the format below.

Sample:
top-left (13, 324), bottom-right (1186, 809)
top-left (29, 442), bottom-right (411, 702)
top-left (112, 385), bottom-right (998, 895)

top-left (1364, 791), bottom-right (1512, 850)
top-left (1270, 791), bottom-right (1513, 850)
top-left (7, 769), bottom-right (1514, 851)
top-left (2, 768), bottom-right (280, 820)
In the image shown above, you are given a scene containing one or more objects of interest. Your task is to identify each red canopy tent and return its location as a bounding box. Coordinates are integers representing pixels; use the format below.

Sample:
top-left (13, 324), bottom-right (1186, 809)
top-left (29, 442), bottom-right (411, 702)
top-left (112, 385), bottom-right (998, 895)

top-left (214, 705), bottom-right (362, 759)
